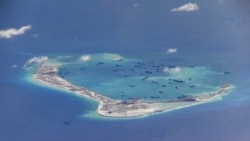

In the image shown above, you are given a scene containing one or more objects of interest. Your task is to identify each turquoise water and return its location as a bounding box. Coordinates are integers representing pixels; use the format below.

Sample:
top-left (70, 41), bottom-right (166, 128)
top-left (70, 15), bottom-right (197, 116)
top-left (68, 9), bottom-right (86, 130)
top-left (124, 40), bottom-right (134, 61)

top-left (49, 53), bottom-right (230, 101)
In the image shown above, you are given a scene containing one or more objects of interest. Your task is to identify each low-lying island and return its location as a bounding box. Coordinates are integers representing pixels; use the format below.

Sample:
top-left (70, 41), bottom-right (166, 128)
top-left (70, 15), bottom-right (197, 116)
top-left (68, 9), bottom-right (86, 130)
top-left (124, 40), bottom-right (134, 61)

top-left (34, 64), bottom-right (232, 118)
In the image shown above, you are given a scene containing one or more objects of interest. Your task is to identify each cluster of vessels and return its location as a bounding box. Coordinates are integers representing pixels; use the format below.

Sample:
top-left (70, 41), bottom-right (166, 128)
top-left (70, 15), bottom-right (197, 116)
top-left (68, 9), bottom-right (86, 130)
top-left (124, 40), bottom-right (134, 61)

top-left (33, 58), bottom-right (232, 117)
top-left (56, 58), bottom-right (231, 101)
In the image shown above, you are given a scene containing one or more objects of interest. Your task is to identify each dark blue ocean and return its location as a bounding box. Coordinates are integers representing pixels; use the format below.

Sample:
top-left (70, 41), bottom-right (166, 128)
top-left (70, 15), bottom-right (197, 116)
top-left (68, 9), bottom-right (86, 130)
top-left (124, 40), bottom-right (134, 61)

top-left (1, 0), bottom-right (250, 141)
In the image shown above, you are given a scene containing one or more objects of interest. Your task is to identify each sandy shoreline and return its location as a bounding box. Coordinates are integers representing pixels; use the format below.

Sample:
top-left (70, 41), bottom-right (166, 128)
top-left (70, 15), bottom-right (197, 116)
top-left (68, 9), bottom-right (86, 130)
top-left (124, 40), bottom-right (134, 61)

top-left (32, 63), bottom-right (232, 118)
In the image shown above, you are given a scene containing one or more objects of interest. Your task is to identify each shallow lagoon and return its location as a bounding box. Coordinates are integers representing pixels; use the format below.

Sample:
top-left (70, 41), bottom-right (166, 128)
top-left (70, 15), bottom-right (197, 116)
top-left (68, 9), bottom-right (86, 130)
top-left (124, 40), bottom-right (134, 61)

top-left (46, 53), bottom-right (231, 102)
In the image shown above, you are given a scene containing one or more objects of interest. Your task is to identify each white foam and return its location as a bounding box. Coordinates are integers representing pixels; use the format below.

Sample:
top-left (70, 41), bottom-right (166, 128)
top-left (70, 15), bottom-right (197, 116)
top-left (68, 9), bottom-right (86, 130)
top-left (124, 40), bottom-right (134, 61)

top-left (23, 56), bottom-right (49, 69)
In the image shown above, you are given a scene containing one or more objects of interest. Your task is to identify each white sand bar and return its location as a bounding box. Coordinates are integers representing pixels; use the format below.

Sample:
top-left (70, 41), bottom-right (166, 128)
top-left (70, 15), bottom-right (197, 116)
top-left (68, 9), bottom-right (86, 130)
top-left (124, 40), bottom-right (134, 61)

top-left (34, 64), bottom-right (232, 118)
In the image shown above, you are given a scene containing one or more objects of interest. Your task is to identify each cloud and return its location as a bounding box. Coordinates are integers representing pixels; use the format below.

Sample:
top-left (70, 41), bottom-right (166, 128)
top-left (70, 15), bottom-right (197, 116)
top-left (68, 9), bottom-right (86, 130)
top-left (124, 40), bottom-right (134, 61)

top-left (0, 25), bottom-right (32, 39)
top-left (11, 64), bottom-right (18, 68)
top-left (80, 55), bottom-right (91, 61)
top-left (171, 3), bottom-right (199, 12)
top-left (112, 55), bottom-right (123, 61)
top-left (23, 56), bottom-right (48, 69)
top-left (134, 3), bottom-right (139, 8)
top-left (163, 67), bottom-right (181, 74)
top-left (97, 53), bottom-right (124, 61)
top-left (32, 33), bottom-right (39, 38)
top-left (167, 48), bottom-right (177, 54)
